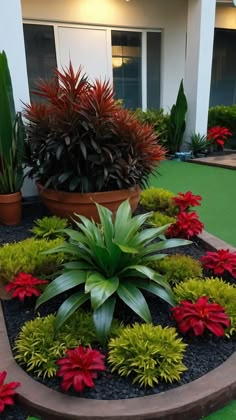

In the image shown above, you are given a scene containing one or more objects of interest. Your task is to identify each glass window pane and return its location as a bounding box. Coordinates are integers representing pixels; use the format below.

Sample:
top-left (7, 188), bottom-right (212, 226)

top-left (147, 32), bottom-right (161, 109)
top-left (111, 30), bottom-right (142, 110)
top-left (23, 24), bottom-right (57, 101)
top-left (210, 29), bottom-right (236, 106)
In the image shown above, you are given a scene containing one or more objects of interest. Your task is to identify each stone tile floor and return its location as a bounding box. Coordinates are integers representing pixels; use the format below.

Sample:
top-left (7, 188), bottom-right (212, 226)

top-left (190, 153), bottom-right (236, 170)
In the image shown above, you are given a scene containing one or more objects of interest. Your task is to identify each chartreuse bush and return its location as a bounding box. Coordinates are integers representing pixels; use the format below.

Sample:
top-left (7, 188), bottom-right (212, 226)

top-left (174, 278), bottom-right (236, 336)
top-left (108, 323), bottom-right (187, 387)
top-left (14, 311), bottom-right (122, 378)
top-left (36, 200), bottom-right (190, 345)
top-left (148, 211), bottom-right (176, 229)
top-left (149, 255), bottom-right (203, 286)
top-left (0, 238), bottom-right (65, 283)
top-left (31, 216), bottom-right (69, 240)
top-left (140, 187), bottom-right (177, 215)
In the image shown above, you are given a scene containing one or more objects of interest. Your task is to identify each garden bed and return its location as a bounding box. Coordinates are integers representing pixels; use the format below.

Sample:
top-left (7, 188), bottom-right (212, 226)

top-left (0, 202), bottom-right (236, 419)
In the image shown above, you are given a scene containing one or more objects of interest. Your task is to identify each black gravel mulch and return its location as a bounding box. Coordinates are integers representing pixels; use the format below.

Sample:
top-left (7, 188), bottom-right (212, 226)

top-left (1, 201), bottom-right (236, 419)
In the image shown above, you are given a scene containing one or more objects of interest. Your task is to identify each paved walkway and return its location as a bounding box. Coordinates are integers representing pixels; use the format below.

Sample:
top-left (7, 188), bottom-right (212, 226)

top-left (190, 153), bottom-right (236, 170)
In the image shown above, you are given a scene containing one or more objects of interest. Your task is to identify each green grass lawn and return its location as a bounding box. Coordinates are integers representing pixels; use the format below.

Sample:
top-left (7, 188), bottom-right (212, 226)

top-left (149, 160), bottom-right (236, 419)
top-left (148, 160), bottom-right (236, 247)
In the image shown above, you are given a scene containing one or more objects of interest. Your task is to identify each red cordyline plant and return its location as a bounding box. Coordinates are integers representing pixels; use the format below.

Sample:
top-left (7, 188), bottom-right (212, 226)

top-left (0, 371), bottom-right (20, 413)
top-left (57, 346), bottom-right (106, 393)
top-left (201, 249), bottom-right (236, 277)
top-left (5, 272), bottom-right (48, 301)
top-left (207, 126), bottom-right (232, 148)
top-left (24, 63), bottom-right (165, 193)
top-left (167, 211), bottom-right (204, 239)
top-left (172, 191), bottom-right (202, 212)
top-left (171, 296), bottom-right (231, 337)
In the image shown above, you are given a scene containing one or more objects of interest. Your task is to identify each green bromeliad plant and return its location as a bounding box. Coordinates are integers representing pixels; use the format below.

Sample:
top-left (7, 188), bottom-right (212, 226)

top-left (36, 200), bottom-right (190, 345)
top-left (0, 51), bottom-right (25, 193)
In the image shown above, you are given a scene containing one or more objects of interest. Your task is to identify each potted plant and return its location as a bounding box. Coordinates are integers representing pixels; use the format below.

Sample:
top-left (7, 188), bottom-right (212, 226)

top-left (23, 63), bottom-right (165, 221)
top-left (0, 51), bottom-right (25, 225)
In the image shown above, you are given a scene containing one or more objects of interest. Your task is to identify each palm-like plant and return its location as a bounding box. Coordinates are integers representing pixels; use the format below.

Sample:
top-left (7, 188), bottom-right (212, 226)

top-left (36, 201), bottom-right (190, 345)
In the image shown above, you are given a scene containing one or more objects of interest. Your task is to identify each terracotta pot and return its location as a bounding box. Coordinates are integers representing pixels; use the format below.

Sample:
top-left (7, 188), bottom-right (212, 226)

top-left (37, 183), bottom-right (141, 222)
top-left (0, 191), bottom-right (22, 225)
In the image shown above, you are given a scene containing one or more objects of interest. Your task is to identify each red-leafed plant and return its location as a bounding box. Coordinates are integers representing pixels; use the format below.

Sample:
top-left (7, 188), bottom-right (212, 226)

top-left (207, 126), bottom-right (232, 148)
top-left (5, 272), bottom-right (48, 301)
top-left (201, 249), bottom-right (236, 277)
top-left (171, 296), bottom-right (231, 337)
top-left (57, 346), bottom-right (106, 393)
top-left (172, 191), bottom-right (202, 212)
top-left (0, 371), bottom-right (20, 413)
top-left (167, 211), bottom-right (204, 239)
top-left (24, 63), bottom-right (165, 193)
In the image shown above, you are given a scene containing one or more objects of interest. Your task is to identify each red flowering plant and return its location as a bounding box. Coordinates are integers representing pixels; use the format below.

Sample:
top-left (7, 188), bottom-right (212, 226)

top-left (201, 249), bottom-right (236, 278)
top-left (0, 371), bottom-right (20, 413)
top-left (207, 126), bottom-right (232, 149)
top-left (171, 296), bottom-right (231, 337)
top-left (57, 346), bottom-right (106, 393)
top-left (5, 272), bottom-right (48, 301)
top-left (167, 211), bottom-right (204, 239)
top-left (172, 191), bottom-right (202, 212)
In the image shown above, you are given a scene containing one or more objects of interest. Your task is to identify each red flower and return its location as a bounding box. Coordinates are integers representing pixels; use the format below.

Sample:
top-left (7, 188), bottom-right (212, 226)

top-left (5, 272), bottom-right (48, 301)
top-left (171, 296), bottom-right (231, 337)
top-left (57, 346), bottom-right (106, 393)
top-left (201, 249), bottom-right (236, 277)
top-left (207, 126), bottom-right (232, 147)
top-left (0, 371), bottom-right (20, 413)
top-left (167, 211), bottom-right (204, 239)
top-left (173, 191), bottom-right (202, 212)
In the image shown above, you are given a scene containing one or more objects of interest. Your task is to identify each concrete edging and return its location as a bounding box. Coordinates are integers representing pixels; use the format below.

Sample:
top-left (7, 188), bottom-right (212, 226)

top-left (1, 230), bottom-right (236, 420)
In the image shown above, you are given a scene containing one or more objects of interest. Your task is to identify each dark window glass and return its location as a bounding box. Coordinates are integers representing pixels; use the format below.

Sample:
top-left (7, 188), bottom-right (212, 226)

top-left (210, 28), bottom-right (236, 106)
top-left (147, 32), bottom-right (161, 109)
top-left (112, 31), bottom-right (142, 109)
top-left (23, 24), bottom-right (57, 101)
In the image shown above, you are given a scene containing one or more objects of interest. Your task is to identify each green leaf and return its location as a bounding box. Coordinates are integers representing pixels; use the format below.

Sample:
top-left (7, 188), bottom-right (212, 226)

top-left (120, 264), bottom-right (170, 291)
top-left (131, 279), bottom-right (176, 307)
top-left (86, 272), bottom-right (119, 310)
top-left (0, 51), bottom-right (14, 165)
top-left (55, 291), bottom-right (89, 330)
top-left (36, 270), bottom-right (86, 309)
top-left (93, 296), bottom-right (116, 346)
top-left (64, 261), bottom-right (92, 270)
top-left (117, 282), bottom-right (152, 323)
top-left (114, 200), bottom-right (132, 242)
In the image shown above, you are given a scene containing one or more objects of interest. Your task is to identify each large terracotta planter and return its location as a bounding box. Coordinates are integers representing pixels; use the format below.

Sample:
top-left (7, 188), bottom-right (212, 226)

top-left (0, 191), bottom-right (22, 225)
top-left (37, 184), bottom-right (141, 222)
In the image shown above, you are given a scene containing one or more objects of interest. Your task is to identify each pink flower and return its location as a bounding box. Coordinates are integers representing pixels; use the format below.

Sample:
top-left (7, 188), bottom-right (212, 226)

top-left (173, 191), bottom-right (202, 212)
top-left (5, 272), bottom-right (48, 301)
top-left (57, 346), bottom-right (106, 393)
top-left (171, 296), bottom-right (231, 337)
top-left (0, 371), bottom-right (20, 413)
top-left (201, 249), bottom-right (236, 277)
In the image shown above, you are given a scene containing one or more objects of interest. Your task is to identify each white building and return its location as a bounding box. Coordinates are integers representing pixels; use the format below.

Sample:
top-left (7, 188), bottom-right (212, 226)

top-left (1, 0), bottom-right (236, 195)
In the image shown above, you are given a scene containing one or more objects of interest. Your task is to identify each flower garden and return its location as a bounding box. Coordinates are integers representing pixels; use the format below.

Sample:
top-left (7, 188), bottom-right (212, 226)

top-left (1, 188), bottom-right (236, 419)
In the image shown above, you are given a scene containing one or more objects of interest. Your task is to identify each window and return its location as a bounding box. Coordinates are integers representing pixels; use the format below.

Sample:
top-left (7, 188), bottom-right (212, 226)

top-left (112, 30), bottom-right (161, 110)
top-left (23, 24), bottom-right (57, 101)
top-left (210, 29), bottom-right (236, 106)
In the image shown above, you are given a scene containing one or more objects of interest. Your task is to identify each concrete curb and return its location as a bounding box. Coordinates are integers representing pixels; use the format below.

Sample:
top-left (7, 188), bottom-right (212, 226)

top-left (1, 230), bottom-right (236, 420)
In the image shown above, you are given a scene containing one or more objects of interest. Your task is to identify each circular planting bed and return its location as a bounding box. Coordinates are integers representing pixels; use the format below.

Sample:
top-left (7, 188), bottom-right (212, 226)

top-left (0, 200), bottom-right (236, 420)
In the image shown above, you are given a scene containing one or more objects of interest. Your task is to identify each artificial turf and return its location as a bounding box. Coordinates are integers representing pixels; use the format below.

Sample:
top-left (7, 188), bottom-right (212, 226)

top-left (148, 160), bottom-right (236, 247)
top-left (203, 401), bottom-right (236, 420)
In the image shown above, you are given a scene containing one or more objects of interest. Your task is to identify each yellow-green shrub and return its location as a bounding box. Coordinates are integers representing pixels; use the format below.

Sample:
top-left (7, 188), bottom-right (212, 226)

top-left (108, 323), bottom-right (187, 387)
top-left (149, 254), bottom-right (202, 286)
top-left (174, 278), bottom-right (236, 335)
top-left (140, 187), bottom-right (177, 216)
top-left (0, 238), bottom-right (65, 283)
top-left (15, 311), bottom-right (122, 378)
top-left (148, 211), bottom-right (176, 228)
top-left (31, 216), bottom-right (69, 240)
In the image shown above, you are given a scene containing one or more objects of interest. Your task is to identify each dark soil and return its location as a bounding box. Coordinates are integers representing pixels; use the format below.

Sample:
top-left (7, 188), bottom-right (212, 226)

top-left (1, 201), bottom-right (236, 419)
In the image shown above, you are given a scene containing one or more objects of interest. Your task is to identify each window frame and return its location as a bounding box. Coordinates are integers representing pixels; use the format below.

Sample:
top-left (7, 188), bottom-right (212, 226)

top-left (23, 20), bottom-right (162, 110)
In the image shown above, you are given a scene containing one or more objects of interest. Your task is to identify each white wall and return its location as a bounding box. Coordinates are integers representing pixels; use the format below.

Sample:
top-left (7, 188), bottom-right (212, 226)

top-left (21, 0), bottom-right (188, 112)
top-left (215, 4), bottom-right (236, 28)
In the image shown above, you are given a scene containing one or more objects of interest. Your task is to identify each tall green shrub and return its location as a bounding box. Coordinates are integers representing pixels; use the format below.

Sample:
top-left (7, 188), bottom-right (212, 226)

top-left (134, 108), bottom-right (170, 147)
top-left (208, 105), bottom-right (236, 148)
top-left (167, 80), bottom-right (188, 154)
